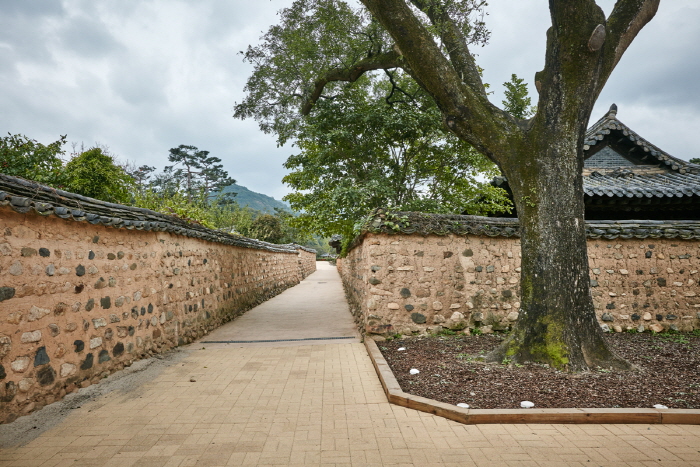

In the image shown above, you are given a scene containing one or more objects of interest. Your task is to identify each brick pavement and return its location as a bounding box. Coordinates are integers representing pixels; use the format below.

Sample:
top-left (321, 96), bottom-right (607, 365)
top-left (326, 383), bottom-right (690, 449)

top-left (1, 263), bottom-right (699, 466)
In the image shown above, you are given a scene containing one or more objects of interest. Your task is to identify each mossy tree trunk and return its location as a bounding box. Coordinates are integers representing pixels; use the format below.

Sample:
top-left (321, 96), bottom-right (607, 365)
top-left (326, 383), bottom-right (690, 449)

top-left (309, 0), bottom-right (659, 371)
top-left (487, 123), bottom-right (630, 370)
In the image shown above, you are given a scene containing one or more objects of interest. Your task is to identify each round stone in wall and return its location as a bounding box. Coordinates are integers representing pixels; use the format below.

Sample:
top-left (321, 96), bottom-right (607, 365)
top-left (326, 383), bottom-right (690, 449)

top-left (11, 357), bottom-right (30, 373)
top-left (0, 335), bottom-right (12, 359)
top-left (36, 366), bottom-right (55, 386)
top-left (9, 261), bottom-right (22, 276)
top-left (410, 313), bottom-right (427, 324)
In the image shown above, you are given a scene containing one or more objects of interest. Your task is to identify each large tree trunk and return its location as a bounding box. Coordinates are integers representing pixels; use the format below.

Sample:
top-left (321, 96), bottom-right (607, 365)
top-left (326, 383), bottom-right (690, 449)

top-left (353, 0), bottom-right (659, 371)
top-left (485, 126), bottom-right (631, 371)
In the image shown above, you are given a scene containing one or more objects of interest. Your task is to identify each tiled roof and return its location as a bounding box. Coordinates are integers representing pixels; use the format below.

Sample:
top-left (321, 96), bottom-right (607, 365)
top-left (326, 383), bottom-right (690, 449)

top-left (584, 171), bottom-right (700, 199)
top-left (584, 104), bottom-right (700, 175)
top-left (582, 106), bottom-right (700, 200)
top-left (0, 173), bottom-right (315, 254)
top-left (494, 106), bottom-right (700, 204)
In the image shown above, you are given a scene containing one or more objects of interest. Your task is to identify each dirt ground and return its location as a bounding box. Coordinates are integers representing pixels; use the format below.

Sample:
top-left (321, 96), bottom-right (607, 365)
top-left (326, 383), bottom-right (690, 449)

top-left (379, 332), bottom-right (700, 410)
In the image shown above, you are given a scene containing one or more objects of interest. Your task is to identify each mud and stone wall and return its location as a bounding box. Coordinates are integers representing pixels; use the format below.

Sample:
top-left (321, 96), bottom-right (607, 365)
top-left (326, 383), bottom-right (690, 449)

top-left (297, 246), bottom-right (317, 279)
top-left (338, 212), bottom-right (700, 338)
top-left (0, 175), bottom-right (315, 423)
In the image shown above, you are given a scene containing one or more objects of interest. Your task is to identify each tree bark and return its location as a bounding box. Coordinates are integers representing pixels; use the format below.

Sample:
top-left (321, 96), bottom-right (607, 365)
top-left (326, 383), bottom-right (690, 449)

top-left (484, 126), bottom-right (631, 370)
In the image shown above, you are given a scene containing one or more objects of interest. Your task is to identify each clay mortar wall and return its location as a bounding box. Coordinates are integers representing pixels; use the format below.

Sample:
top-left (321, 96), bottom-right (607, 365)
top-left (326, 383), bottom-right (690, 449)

top-left (339, 222), bottom-right (700, 338)
top-left (0, 174), bottom-right (315, 423)
top-left (297, 247), bottom-right (317, 279)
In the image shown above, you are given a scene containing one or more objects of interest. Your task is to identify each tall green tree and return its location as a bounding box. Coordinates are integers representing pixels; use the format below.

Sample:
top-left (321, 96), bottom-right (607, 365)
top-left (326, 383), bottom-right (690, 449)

top-left (0, 133), bottom-right (66, 185)
top-left (166, 145), bottom-right (235, 202)
top-left (282, 73), bottom-right (508, 239)
top-left (238, 0), bottom-right (661, 371)
top-left (124, 164), bottom-right (157, 194)
top-left (248, 214), bottom-right (285, 243)
top-left (129, 147), bottom-right (244, 231)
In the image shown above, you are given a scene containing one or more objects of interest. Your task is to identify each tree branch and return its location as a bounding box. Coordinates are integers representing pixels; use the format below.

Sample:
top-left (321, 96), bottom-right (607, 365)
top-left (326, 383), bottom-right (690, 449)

top-left (359, 0), bottom-right (517, 163)
top-left (527, 0), bottom-right (618, 141)
top-left (408, 0), bottom-right (487, 97)
top-left (602, 0), bottom-right (659, 81)
top-left (301, 50), bottom-right (403, 115)
top-left (541, 0), bottom-right (658, 106)
top-left (384, 69), bottom-right (419, 106)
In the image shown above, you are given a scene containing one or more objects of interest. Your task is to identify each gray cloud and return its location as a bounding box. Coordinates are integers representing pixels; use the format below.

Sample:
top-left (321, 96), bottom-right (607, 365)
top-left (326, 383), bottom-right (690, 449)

top-left (108, 58), bottom-right (168, 107)
top-left (0, 2), bottom-right (62, 66)
top-left (0, 0), bottom-right (698, 200)
top-left (58, 15), bottom-right (123, 58)
top-left (603, 4), bottom-right (700, 108)
top-left (0, 0), bottom-right (64, 17)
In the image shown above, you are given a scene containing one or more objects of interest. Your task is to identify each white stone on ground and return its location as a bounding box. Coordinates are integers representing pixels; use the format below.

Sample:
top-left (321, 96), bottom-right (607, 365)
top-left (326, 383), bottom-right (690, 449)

top-left (456, 403), bottom-right (470, 408)
top-left (653, 404), bottom-right (669, 409)
top-left (520, 401), bottom-right (535, 408)
top-left (409, 368), bottom-right (420, 375)
top-left (398, 347), bottom-right (406, 351)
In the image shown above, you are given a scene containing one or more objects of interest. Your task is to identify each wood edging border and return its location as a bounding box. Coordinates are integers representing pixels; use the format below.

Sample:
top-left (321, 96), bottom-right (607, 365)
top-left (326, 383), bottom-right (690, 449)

top-left (364, 338), bottom-right (700, 425)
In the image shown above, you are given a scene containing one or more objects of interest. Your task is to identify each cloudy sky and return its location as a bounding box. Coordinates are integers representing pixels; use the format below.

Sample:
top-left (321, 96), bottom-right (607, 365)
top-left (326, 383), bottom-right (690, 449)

top-left (1, 0), bottom-right (698, 200)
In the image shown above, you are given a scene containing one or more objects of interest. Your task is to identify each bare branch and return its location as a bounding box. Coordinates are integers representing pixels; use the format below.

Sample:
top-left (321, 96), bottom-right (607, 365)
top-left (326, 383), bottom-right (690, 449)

top-left (384, 69), bottom-right (419, 106)
top-left (301, 50), bottom-right (403, 115)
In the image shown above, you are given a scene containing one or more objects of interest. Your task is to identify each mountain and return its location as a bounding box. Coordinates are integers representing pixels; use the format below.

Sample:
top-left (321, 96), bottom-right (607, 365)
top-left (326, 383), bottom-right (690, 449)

top-left (221, 183), bottom-right (292, 214)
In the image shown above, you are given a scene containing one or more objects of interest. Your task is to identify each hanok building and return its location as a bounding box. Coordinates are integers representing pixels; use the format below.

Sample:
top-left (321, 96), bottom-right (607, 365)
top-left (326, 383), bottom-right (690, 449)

top-left (493, 105), bottom-right (700, 220)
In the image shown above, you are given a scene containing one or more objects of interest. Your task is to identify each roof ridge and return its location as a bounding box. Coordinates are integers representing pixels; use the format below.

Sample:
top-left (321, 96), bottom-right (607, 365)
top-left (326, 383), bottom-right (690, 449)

top-left (585, 104), bottom-right (700, 175)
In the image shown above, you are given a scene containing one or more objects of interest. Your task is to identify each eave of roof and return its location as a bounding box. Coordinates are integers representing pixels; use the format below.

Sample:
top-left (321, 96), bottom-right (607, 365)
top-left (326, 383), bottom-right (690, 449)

top-left (494, 106), bottom-right (700, 202)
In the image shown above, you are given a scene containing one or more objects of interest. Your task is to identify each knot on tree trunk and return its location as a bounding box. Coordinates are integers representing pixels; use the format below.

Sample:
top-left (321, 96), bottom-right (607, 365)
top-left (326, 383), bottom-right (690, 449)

top-left (588, 24), bottom-right (606, 52)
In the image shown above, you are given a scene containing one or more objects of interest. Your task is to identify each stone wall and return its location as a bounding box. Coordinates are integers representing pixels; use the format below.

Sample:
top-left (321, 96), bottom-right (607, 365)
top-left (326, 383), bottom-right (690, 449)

top-left (0, 174), bottom-right (315, 423)
top-left (338, 211), bottom-right (700, 338)
top-left (297, 247), bottom-right (317, 279)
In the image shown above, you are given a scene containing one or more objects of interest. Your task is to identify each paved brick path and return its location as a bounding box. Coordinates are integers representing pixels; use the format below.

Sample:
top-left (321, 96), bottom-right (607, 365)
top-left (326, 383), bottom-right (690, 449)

top-left (2, 263), bottom-right (700, 466)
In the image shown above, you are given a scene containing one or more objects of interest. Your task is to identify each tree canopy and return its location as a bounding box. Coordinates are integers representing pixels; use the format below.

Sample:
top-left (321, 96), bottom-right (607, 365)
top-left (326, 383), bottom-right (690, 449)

top-left (237, 0), bottom-right (661, 371)
top-left (62, 147), bottom-right (136, 204)
top-left (502, 74), bottom-right (536, 120)
top-left (282, 72), bottom-right (509, 239)
top-left (235, 0), bottom-right (490, 147)
top-left (164, 145), bottom-right (236, 201)
top-left (236, 0), bottom-right (507, 242)
top-left (0, 133), bottom-right (67, 186)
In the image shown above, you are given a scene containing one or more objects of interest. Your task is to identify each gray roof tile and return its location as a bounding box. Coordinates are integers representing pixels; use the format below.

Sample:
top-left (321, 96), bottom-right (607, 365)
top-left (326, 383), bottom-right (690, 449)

top-left (0, 173), bottom-right (315, 254)
top-left (584, 172), bottom-right (700, 199)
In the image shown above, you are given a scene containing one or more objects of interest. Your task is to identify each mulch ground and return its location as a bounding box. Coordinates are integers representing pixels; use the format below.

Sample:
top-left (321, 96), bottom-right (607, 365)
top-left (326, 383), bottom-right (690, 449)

top-left (378, 332), bottom-right (700, 409)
